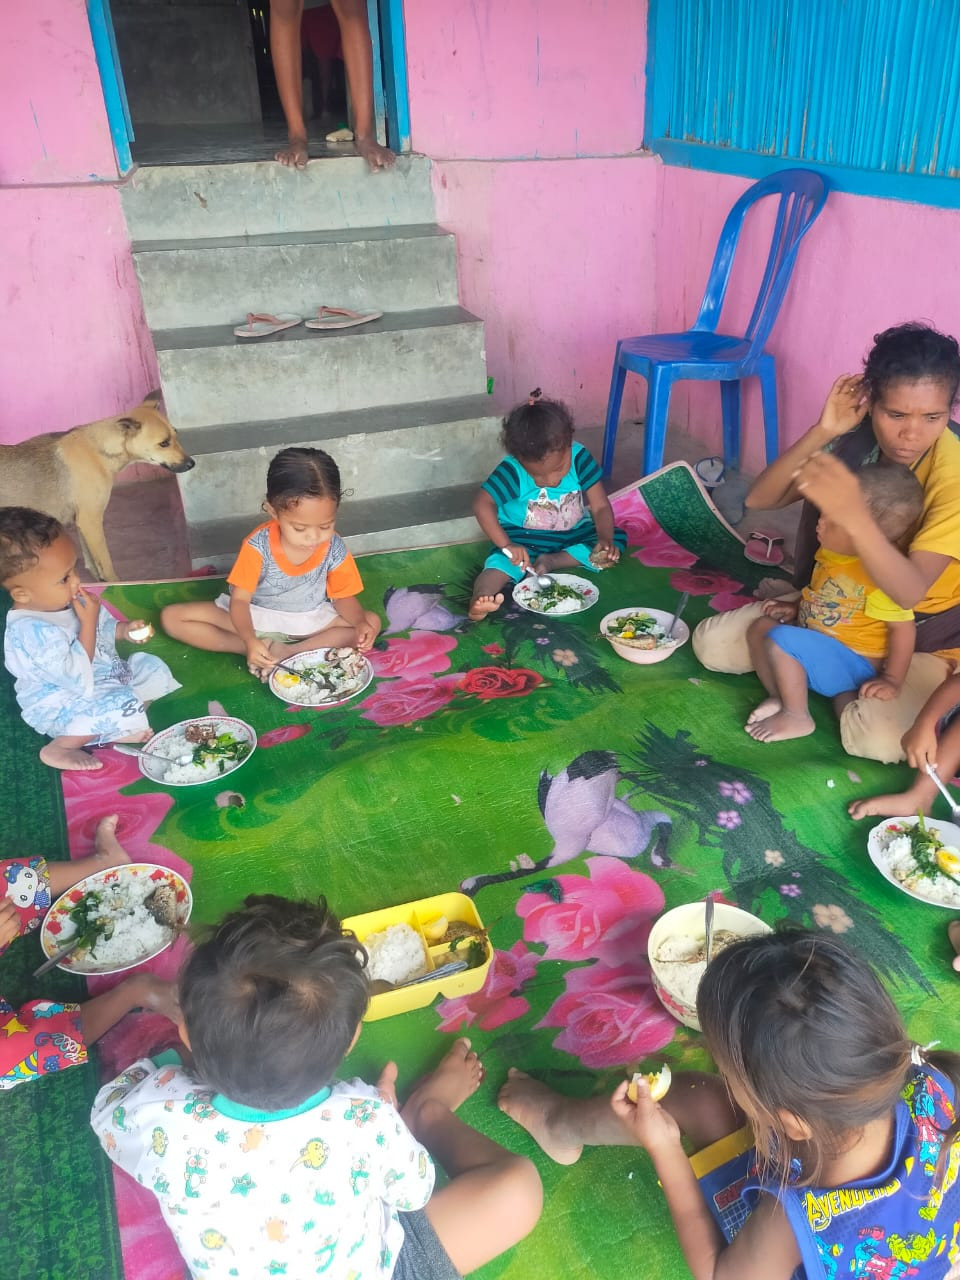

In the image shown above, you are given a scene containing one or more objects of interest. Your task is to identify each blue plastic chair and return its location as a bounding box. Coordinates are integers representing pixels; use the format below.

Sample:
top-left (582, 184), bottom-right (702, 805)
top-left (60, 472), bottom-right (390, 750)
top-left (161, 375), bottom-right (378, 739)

top-left (600, 169), bottom-right (828, 478)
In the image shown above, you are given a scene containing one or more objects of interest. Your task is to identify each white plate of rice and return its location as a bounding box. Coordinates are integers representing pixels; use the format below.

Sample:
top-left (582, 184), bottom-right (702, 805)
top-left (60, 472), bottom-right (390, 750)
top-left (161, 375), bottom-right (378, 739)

top-left (867, 817), bottom-right (960, 909)
top-left (512, 573), bottom-right (599, 615)
top-left (363, 923), bottom-right (429, 984)
top-left (139, 716), bottom-right (256, 786)
top-left (268, 648), bottom-right (374, 708)
top-left (40, 863), bottom-right (192, 975)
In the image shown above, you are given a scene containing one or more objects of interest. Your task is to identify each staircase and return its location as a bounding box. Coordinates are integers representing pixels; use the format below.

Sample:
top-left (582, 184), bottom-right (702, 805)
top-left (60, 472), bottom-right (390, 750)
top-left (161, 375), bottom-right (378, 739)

top-left (120, 155), bottom-right (500, 571)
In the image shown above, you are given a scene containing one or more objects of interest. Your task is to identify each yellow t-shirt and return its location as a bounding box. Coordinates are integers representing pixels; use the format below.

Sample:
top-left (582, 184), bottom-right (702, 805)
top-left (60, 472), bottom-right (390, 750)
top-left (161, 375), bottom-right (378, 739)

top-left (911, 430), bottom-right (960, 612)
top-left (799, 549), bottom-right (913, 659)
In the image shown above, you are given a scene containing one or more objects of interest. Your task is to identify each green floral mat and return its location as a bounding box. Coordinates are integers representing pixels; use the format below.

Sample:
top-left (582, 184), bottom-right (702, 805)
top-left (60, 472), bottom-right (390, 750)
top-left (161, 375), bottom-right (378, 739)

top-left (1, 480), bottom-right (953, 1280)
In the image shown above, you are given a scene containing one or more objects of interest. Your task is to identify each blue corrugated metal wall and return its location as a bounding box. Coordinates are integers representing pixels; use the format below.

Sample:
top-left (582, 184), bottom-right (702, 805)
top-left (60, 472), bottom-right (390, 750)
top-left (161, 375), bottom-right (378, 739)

top-left (646, 0), bottom-right (960, 206)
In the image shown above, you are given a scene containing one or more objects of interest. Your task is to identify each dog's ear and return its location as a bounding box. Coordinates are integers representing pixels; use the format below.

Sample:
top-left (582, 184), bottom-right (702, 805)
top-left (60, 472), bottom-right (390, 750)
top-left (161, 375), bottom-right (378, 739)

top-left (118, 416), bottom-right (142, 433)
top-left (138, 389), bottom-right (163, 410)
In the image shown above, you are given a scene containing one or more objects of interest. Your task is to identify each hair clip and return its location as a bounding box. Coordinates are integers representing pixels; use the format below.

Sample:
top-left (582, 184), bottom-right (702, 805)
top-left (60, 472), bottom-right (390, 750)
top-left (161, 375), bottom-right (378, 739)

top-left (911, 1040), bottom-right (940, 1065)
top-left (528, 388), bottom-right (542, 405)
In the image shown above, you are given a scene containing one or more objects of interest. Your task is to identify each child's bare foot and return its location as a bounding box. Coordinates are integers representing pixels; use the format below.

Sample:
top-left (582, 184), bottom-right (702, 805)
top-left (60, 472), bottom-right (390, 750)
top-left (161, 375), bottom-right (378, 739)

top-left (469, 593), bottom-right (504, 621)
top-left (92, 815), bottom-right (133, 869)
top-left (533, 552), bottom-right (578, 574)
top-left (848, 785), bottom-right (934, 821)
top-left (745, 697), bottom-right (782, 727)
top-left (39, 743), bottom-right (102, 772)
top-left (356, 134), bottom-right (395, 172)
top-left (949, 920), bottom-right (960, 974)
top-left (746, 710), bottom-right (815, 743)
top-left (402, 1038), bottom-right (484, 1127)
top-left (276, 135), bottom-right (309, 168)
top-left (498, 1069), bottom-right (583, 1165)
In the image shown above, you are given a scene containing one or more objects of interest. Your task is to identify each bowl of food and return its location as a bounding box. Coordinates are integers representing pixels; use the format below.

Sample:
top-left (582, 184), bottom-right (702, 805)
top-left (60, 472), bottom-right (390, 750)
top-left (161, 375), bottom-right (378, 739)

top-left (343, 891), bottom-right (492, 1021)
top-left (40, 863), bottom-right (192, 975)
top-left (139, 716), bottom-right (256, 787)
top-left (512, 573), bottom-right (599, 615)
top-left (600, 607), bottom-right (690, 665)
top-left (647, 901), bottom-right (771, 1030)
top-left (867, 814), bottom-right (960, 909)
top-left (268, 646), bottom-right (373, 708)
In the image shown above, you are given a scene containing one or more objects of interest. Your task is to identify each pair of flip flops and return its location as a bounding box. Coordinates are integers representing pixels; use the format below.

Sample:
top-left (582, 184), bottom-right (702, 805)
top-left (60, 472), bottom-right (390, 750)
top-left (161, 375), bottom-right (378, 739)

top-left (233, 307), bottom-right (383, 338)
top-left (744, 528), bottom-right (786, 566)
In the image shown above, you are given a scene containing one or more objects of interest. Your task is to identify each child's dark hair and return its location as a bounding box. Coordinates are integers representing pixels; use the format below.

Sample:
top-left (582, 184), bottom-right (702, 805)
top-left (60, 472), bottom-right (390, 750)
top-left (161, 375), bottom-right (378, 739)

top-left (697, 929), bottom-right (960, 1185)
top-left (857, 462), bottom-right (924, 544)
top-left (266, 447), bottom-right (342, 510)
top-left (179, 894), bottom-right (369, 1109)
top-left (501, 390), bottom-right (575, 463)
top-left (863, 323), bottom-right (960, 406)
top-left (0, 507), bottom-right (64, 584)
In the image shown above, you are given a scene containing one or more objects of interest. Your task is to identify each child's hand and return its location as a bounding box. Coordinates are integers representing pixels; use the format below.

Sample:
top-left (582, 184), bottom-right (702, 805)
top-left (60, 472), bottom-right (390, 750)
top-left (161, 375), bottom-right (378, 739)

top-left (72, 586), bottom-right (101, 623)
top-left (609, 1077), bottom-right (682, 1156)
top-left (816, 374), bottom-right (868, 439)
top-left (117, 619), bottom-right (150, 644)
top-left (761, 598), bottom-right (799, 623)
top-left (354, 616), bottom-right (381, 652)
top-left (793, 452), bottom-right (867, 526)
top-left (859, 675), bottom-right (901, 701)
top-left (502, 544), bottom-right (532, 571)
top-left (0, 898), bottom-right (19, 951)
top-left (902, 718), bottom-right (939, 769)
top-left (591, 542), bottom-right (620, 567)
top-left (245, 638), bottom-right (276, 675)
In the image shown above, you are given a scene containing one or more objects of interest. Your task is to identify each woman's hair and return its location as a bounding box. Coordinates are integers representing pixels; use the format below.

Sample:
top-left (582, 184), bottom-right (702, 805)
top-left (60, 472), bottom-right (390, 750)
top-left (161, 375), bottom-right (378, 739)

top-left (180, 894), bottom-right (369, 1110)
top-left (501, 390), bottom-right (575, 462)
top-left (266, 447), bottom-right (342, 510)
top-left (0, 507), bottom-right (64, 584)
top-left (863, 323), bottom-right (960, 406)
top-left (698, 930), bottom-right (921, 1185)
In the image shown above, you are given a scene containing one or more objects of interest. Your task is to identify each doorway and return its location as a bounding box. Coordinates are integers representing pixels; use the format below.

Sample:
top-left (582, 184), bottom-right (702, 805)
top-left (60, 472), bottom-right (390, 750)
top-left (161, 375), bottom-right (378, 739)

top-left (89, 0), bottom-right (409, 169)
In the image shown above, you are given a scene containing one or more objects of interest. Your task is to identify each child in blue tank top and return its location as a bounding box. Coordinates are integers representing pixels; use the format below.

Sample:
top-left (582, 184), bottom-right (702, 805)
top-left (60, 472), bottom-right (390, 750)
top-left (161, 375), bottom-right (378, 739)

top-left (498, 930), bottom-right (960, 1280)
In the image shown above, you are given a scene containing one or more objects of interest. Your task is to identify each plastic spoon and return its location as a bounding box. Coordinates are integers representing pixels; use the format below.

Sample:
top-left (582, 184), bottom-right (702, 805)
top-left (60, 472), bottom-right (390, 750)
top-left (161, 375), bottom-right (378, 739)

top-left (925, 764), bottom-right (960, 822)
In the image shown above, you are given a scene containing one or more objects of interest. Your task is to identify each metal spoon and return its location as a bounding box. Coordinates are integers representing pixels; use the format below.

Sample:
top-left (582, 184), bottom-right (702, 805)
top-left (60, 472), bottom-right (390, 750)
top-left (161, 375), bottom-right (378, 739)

top-left (370, 958), bottom-right (469, 996)
top-left (503, 547), bottom-right (553, 588)
top-left (667, 591), bottom-right (691, 638)
top-left (34, 937), bottom-right (83, 977)
top-left (703, 894), bottom-right (716, 968)
top-left (271, 659), bottom-right (328, 693)
top-left (925, 764), bottom-right (960, 822)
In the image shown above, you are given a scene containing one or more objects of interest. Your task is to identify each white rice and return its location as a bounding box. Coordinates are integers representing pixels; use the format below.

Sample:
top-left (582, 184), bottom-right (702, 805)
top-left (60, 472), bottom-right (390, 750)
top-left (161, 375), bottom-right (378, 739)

top-left (276, 656), bottom-right (368, 705)
top-left (875, 828), bottom-right (960, 907)
top-left (149, 720), bottom-right (251, 784)
top-left (526, 593), bottom-right (583, 615)
top-left (59, 883), bottom-right (174, 969)
top-left (653, 930), bottom-right (740, 1008)
top-left (363, 923), bottom-right (428, 984)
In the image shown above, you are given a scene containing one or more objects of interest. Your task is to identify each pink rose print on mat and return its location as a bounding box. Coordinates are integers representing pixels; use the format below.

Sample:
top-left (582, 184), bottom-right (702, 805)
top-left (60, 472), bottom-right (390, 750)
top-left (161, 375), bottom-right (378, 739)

top-left (610, 489), bottom-right (661, 548)
top-left (517, 856), bottom-right (665, 965)
top-left (669, 568), bottom-right (744, 597)
top-left (259, 722), bottom-right (313, 746)
top-left (384, 586), bottom-right (463, 633)
top-left (631, 529), bottom-right (698, 569)
top-left (459, 667), bottom-right (544, 700)
top-left (368, 631), bottom-right (457, 680)
top-left (359, 673), bottom-right (464, 727)
top-left (436, 942), bottom-right (541, 1032)
top-left (709, 589), bottom-right (757, 613)
top-left (538, 959), bottom-right (677, 1068)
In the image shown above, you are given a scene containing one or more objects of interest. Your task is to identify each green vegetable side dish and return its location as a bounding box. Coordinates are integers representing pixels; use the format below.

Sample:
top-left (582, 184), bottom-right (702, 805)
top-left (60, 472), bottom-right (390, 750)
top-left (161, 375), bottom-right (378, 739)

top-left (605, 612), bottom-right (670, 642)
top-left (525, 582), bottom-right (586, 612)
top-left (68, 890), bottom-right (116, 955)
top-left (190, 733), bottom-right (251, 775)
top-left (904, 813), bottom-right (960, 887)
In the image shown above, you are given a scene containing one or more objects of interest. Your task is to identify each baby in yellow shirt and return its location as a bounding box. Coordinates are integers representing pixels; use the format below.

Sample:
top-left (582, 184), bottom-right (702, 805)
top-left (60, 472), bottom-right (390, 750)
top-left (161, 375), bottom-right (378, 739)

top-left (745, 464), bottom-right (924, 743)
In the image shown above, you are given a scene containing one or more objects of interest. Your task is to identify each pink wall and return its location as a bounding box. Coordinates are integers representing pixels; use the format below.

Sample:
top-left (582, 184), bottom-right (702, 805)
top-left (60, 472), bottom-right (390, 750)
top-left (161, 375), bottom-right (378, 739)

top-left (0, 3), bottom-right (156, 445)
top-left (654, 167), bottom-right (960, 474)
top-left (404, 0), bottom-right (655, 426)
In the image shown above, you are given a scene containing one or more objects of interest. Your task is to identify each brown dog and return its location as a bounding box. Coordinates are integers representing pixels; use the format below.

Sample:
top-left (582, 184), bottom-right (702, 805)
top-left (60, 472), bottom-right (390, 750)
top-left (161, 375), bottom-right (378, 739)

top-left (0, 393), bottom-right (194, 581)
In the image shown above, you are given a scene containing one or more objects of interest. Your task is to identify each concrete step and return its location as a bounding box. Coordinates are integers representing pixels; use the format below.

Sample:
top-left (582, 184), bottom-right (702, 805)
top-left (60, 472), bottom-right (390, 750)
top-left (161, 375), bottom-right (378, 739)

top-left (121, 154), bottom-right (436, 241)
top-left (133, 225), bottom-right (459, 330)
top-left (175, 395), bottom-right (501, 522)
top-left (189, 482), bottom-right (480, 572)
top-left (155, 308), bottom-right (487, 429)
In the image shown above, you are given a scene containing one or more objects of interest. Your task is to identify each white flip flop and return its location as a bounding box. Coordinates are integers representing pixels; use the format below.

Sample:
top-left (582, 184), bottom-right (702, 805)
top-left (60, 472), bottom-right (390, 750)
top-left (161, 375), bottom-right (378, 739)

top-left (233, 312), bottom-right (302, 338)
top-left (304, 306), bottom-right (383, 330)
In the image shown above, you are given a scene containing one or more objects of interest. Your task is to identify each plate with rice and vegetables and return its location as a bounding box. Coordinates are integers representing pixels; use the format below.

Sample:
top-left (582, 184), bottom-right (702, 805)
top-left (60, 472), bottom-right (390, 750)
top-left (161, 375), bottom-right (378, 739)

top-left (512, 573), bottom-right (599, 616)
top-left (268, 646), bottom-right (374, 708)
top-left (138, 716), bottom-right (256, 787)
top-left (40, 863), bottom-right (192, 975)
top-left (600, 607), bottom-right (690, 666)
top-left (867, 814), bottom-right (960, 909)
